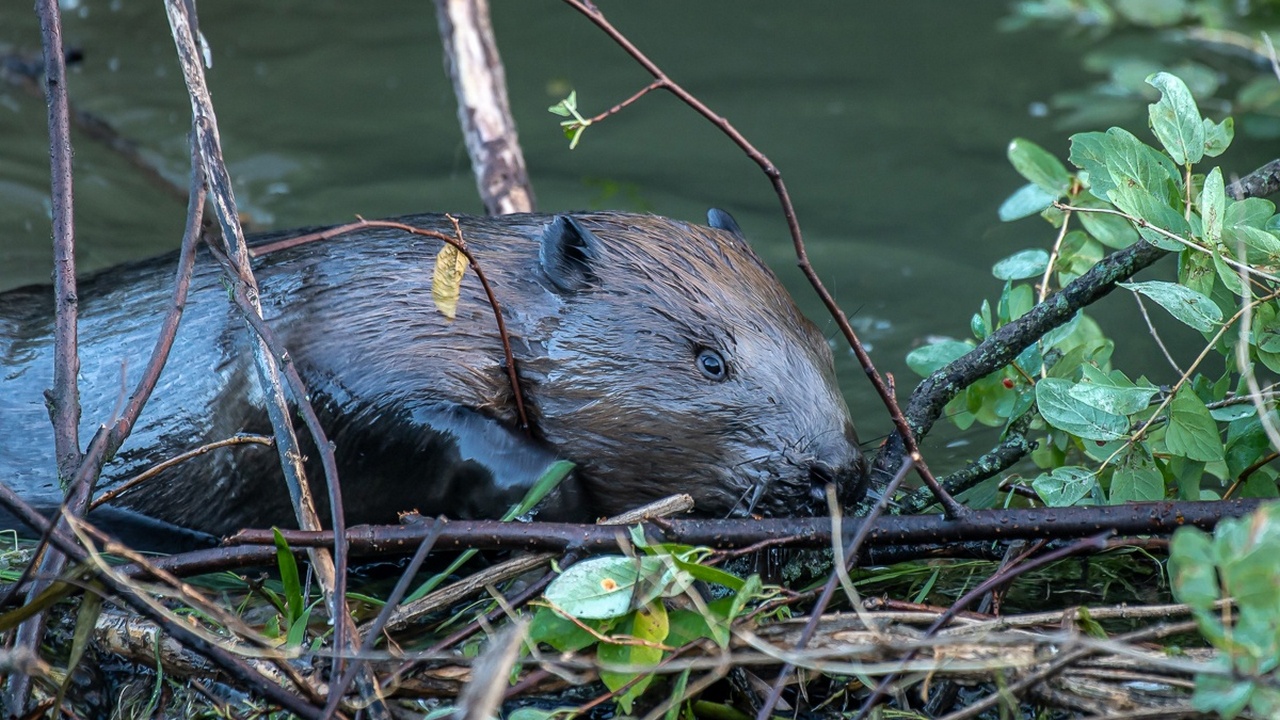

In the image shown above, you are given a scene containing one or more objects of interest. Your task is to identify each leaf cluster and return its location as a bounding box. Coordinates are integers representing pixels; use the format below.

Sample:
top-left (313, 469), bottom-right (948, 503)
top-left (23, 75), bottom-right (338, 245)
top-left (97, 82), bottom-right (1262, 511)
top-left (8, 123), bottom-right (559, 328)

top-left (909, 72), bottom-right (1280, 508)
top-left (527, 527), bottom-right (769, 714)
top-left (1170, 502), bottom-right (1280, 718)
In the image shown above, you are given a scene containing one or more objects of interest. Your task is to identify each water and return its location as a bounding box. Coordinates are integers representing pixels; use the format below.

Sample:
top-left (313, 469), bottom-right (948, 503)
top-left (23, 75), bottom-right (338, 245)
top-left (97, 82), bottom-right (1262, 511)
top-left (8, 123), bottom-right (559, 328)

top-left (0, 2), bottom-right (1269, 471)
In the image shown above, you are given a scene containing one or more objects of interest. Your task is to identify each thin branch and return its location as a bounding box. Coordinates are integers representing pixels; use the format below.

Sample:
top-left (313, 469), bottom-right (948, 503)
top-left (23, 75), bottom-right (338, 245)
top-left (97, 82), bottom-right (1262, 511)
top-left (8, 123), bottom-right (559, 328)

top-left (251, 217), bottom-right (531, 430)
top-left (161, 2), bottom-right (371, 711)
top-left (558, 0), bottom-right (959, 515)
top-left (90, 434), bottom-right (273, 510)
top-left (0, 483), bottom-right (325, 718)
top-left (9, 0), bottom-right (82, 710)
top-left (756, 457), bottom-right (914, 720)
top-left (227, 498), bottom-right (1265, 555)
top-left (1132, 293), bottom-right (1185, 375)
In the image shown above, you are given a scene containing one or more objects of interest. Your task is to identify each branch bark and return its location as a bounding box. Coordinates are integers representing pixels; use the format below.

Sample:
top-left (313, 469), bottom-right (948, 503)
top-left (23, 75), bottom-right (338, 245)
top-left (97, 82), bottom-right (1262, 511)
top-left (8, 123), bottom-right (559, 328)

top-left (225, 498), bottom-right (1265, 554)
top-left (8, 1), bottom-right (81, 710)
top-left (435, 0), bottom-right (535, 215)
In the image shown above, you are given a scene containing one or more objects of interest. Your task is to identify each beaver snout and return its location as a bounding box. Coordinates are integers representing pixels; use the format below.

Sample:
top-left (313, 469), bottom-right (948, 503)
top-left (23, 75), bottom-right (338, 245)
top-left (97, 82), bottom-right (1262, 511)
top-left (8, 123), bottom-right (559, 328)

top-left (801, 421), bottom-right (869, 512)
top-left (804, 456), bottom-right (868, 511)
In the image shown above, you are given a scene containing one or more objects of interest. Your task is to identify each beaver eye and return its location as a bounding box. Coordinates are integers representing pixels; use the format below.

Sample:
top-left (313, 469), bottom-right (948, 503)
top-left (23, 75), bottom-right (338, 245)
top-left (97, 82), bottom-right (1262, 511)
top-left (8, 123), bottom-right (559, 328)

top-left (696, 348), bottom-right (728, 381)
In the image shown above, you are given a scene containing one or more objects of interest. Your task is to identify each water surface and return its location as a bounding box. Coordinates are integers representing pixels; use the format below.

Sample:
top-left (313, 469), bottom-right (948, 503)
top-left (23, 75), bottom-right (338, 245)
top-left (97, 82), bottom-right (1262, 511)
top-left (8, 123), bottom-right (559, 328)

top-left (2, 2), bottom-right (1267, 473)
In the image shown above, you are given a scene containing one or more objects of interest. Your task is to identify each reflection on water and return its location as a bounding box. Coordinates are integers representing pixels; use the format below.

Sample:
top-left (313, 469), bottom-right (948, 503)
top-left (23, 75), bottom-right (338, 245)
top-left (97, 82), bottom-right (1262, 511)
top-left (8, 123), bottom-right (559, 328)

top-left (0, 2), bottom-right (1271, 471)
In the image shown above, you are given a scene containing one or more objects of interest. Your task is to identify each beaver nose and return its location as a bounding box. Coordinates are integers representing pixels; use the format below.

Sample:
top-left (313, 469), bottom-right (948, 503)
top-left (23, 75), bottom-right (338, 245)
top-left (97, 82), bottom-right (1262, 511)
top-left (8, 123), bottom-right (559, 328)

top-left (807, 422), bottom-right (870, 510)
top-left (808, 462), bottom-right (839, 506)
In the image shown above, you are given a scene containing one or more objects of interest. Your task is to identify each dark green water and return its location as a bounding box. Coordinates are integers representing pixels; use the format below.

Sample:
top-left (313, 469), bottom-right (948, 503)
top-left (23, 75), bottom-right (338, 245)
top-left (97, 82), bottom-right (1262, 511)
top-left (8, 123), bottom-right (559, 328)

top-left (1, 2), bottom-right (1267, 469)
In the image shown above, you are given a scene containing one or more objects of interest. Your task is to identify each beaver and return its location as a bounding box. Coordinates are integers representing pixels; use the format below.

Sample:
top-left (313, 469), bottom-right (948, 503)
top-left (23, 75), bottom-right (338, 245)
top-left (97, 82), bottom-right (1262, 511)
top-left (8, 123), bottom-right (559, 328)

top-left (0, 211), bottom-right (867, 538)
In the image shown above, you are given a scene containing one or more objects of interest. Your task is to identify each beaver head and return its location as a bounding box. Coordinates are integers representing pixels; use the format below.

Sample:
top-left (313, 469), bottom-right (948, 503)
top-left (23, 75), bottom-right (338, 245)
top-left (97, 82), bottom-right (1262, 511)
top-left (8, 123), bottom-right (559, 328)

top-left (519, 211), bottom-right (868, 518)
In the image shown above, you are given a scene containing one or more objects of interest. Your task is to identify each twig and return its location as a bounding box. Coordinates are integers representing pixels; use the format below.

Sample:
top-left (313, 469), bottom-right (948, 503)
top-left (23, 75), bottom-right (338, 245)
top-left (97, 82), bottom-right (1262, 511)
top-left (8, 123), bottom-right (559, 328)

top-left (1132, 293), bottom-right (1185, 375)
top-left (160, 1), bottom-right (373, 712)
top-left (899, 415), bottom-right (1036, 514)
top-left (558, 0), bottom-right (958, 515)
top-left (251, 216), bottom-right (531, 430)
top-left (0, 483), bottom-right (325, 718)
top-left (755, 457), bottom-right (914, 720)
top-left (90, 434), bottom-right (274, 510)
top-left (9, 0), bottom-right (82, 710)
top-left (227, 498), bottom-right (1264, 554)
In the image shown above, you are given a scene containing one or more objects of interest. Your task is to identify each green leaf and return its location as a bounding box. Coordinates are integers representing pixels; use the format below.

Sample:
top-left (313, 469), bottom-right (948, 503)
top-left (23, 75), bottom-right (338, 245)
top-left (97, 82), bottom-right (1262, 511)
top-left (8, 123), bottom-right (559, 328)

top-left (1031, 466), bottom-right (1097, 507)
top-left (1007, 138), bottom-right (1071, 195)
top-left (1192, 665), bottom-right (1255, 718)
top-left (1169, 527), bottom-right (1219, 610)
top-left (992, 249), bottom-right (1050, 280)
top-left (1068, 131), bottom-right (1119, 200)
top-left (505, 460), bottom-right (576, 520)
top-left (1232, 225), bottom-right (1280, 266)
top-left (544, 556), bottom-right (645, 619)
top-left (1110, 452), bottom-right (1165, 503)
top-left (906, 339), bottom-right (972, 377)
top-left (1000, 282), bottom-right (1035, 323)
top-left (1119, 280), bottom-right (1222, 332)
top-left (1036, 377), bottom-right (1130, 441)
top-left (272, 528), bottom-right (305, 626)
top-left (1104, 126), bottom-right (1180, 196)
top-left (1056, 230), bottom-right (1106, 285)
top-left (1069, 373), bottom-right (1159, 415)
top-left (1165, 385), bottom-right (1224, 462)
top-left (1252, 303), bottom-right (1280, 372)
top-left (527, 606), bottom-right (598, 653)
top-left (1114, 0), bottom-right (1189, 26)
top-left (1200, 167), bottom-right (1225, 246)
top-left (1226, 197), bottom-right (1276, 229)
top-left (598, 603), bottom-right (667, 713)
top-left (1212, 248), bottom-right (1246, 298)
top-left (547, 90), bottom-right (578, 118)
top-left (544, 556), bottom-right (693, 620)
top-left (1202, 116), bottom-right (1234, 158)
top-left (999, 182), bottom-right (1058, 221)
top-left (285, 606), bottom-right (312, 648)
top-left (1147, 72), bottom-right (1205, 165)
top-left (1078, 203), bottom-right (1140, 249)
top-left (671, 556), bottom-right (745, 593)
top-left (1107, 184), bottom-right (1189, 250)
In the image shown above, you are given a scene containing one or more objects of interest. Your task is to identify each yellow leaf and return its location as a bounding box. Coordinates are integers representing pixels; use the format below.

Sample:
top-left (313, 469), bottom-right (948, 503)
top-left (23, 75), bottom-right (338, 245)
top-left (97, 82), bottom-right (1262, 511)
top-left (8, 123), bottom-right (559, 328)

top-left (431, 244), bottom-right (469, 320)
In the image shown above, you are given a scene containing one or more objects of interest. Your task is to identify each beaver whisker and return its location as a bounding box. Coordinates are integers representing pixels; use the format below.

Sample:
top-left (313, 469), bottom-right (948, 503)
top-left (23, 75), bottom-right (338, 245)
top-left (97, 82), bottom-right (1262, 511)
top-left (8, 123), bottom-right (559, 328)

top-left (736, 479), bottom-right (770, 517)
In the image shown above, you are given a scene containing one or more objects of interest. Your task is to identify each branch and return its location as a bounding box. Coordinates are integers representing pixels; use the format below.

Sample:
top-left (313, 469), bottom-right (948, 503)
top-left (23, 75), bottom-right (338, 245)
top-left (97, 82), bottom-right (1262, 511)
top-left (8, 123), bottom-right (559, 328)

top-left (1228, 158), bottom-right (1280, 200)
top-left (160, 2), bottom-right (375, 712)
top-left (0, 483), bottom-right (325, 718)
top-left (224, 498), bottom-right (1265, 554)
top-left (9, 1), bottom-right (81, 710)
top-left (434, 0), bottom-right (535, 214)
top-left (877, 156), bottom-right (1280, 493)
top-left (559, 0), bottom-right (962, 515)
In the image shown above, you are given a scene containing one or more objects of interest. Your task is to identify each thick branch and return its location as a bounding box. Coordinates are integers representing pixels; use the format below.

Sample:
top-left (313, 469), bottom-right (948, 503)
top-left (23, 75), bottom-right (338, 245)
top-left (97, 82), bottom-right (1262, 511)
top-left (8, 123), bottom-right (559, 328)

top-left (435, 0), bottom-right (534, 215)
top-left (227, 499), bottom-right (1264, 554)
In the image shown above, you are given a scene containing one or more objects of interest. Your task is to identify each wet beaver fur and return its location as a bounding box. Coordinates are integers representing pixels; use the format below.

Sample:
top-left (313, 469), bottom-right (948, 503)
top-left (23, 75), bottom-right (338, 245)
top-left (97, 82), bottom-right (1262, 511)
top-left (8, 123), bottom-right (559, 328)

top-left (0, 211), bottom-right (867, 538)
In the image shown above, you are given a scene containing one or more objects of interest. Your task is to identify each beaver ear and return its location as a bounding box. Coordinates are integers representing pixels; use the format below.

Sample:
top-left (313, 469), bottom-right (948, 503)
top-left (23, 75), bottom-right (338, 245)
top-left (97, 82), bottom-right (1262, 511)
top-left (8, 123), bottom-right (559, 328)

top-left (539, 215), bottom-right (602, 293)
top-left (707, 208), bottom-right (744, 238)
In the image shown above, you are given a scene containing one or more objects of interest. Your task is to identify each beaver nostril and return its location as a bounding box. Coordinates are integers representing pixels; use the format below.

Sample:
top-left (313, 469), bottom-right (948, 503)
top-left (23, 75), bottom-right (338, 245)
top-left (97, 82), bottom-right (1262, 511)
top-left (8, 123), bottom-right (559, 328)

top-left (808, 462), bottom-right (837, 505)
